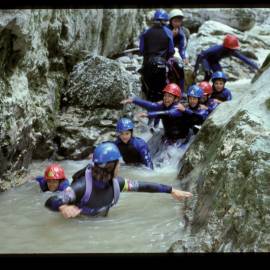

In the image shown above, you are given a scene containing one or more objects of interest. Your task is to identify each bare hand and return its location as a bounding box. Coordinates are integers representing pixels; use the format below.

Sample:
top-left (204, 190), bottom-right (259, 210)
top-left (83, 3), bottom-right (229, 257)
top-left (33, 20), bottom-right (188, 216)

top-left (136, 112), bottom-right (148, 118)
top-left (183, 58), bottom-right (189, 65)
top-left (176, 103), bottom-right (186, 112)
top-left (213, 99), bottom-right (222, 104)
top-left (120, 98), bottom-right (133, 105)
top-left (171, 188), bottom-right (192, 201)
top-left (200, 104), bottom-right (208, 110)
top-left (59, 205), bottom-right (82, 219)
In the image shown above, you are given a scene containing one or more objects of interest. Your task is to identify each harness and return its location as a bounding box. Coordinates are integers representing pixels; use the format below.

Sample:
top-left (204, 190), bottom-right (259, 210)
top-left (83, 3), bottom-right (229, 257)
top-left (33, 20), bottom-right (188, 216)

top-left (79, 167), bottom-right (120, 216)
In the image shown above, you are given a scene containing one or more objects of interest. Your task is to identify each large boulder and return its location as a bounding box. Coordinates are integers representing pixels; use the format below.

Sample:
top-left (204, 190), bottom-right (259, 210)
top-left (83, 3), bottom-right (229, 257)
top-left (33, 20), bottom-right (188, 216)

top-left (54, 55), bottom-right (141, 160)
top-left (0, 9), bottom-right (145, 191)
top-left (169, 65), bottom-right (270, 252)
top-left (181, 8), bottom-right (256, 33)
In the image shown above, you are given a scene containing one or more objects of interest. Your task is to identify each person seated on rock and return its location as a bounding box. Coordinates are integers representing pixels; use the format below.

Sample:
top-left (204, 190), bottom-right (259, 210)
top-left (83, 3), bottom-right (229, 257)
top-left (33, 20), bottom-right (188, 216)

top-left (193, 34), bottom-right (259, 81)
top-left (35, 164), bottom-right (70, 192)
top-left (197, 81), bottom-right (218, 114)
top-left (121, 83), bottom-right (191, 146)
top-left (45, 142), bottom-right (192, 218)
top-left (139, 9), bottom-right (175, 102)
top-left (176, 85), bottom-right (209, 134)
top-left (114, 118), bottom-right (154, 170)
top-left (210, 71), bottom-right (232, 103)
top-left (166, 8), bottom-right (189, 92)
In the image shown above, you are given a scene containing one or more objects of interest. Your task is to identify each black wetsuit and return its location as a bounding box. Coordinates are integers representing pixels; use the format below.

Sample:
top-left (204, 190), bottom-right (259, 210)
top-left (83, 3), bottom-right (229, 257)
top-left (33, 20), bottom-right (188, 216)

top-left (45, 166), bottom-right (172, 216)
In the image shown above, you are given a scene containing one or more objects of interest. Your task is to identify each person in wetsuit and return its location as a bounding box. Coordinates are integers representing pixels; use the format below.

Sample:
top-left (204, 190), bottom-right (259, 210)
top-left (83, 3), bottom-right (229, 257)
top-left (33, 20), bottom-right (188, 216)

top-left (121, 83), bottom-right (193, 145)
top-left (210, 71), bottom-right (232, 103)
top-left (114, 118), bottom-right (153, 170)
top-left (35, 163), bottom-right (69, 192)
top-left (176, 85), bottom-right (209, 134)
top-left (197, 81), bottom-right (218, 114)
top-left (193, 34), bottom-right (259, 81)
top-left (45, 142), bottom-right (192, 218)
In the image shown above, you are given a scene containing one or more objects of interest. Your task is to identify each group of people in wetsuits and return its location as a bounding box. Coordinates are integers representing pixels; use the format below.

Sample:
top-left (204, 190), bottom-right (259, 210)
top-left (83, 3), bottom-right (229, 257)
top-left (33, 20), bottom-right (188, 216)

top-left (36, 8), bottom-right (259, 219)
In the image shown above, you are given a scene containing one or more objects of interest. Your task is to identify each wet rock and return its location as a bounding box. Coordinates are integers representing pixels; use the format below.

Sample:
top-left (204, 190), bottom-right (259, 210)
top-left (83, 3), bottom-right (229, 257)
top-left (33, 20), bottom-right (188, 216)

top-left (170, 66), bottom-right (270, 252)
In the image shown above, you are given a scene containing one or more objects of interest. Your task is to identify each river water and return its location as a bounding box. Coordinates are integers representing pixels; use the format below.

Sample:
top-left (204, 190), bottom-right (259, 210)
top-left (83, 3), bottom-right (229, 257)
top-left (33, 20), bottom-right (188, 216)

top-left (0, 127), bottom-right (191, 254)
top-left (0, 77), bottom-right (258, 254)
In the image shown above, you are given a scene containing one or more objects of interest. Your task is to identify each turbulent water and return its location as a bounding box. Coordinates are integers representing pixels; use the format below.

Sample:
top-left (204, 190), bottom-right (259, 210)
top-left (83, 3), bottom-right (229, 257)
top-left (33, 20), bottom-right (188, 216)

top-left (0, 127), bottom-right (191, 254)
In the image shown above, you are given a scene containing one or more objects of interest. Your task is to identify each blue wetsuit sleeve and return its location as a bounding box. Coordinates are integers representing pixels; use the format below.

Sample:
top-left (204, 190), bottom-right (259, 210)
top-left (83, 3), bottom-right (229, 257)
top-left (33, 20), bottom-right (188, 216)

top-left (163, 26), bottom-right (175, 57)
top-left (184, 108), bottom-right (209, 121)
top-left (139, 31), bottom-right (145, 55)
top-left (226, 89), bottom-right (232, 101)
top-left (35, 176), bottom-right (48, 192)
top-left (117, 177), bottom-right (172, 193)
top-left (133, 97), bottom-right (162, 111)
top-left (58, 179), bottom-right (70, 191)
top-left (138, 143), bottom-right (154, 170)
top-left (148, 108), bottom-right (183, 118)
top-left (232, 50), bottom-right (259, 70)
top-left (178, 29), bottom-right (187, 59)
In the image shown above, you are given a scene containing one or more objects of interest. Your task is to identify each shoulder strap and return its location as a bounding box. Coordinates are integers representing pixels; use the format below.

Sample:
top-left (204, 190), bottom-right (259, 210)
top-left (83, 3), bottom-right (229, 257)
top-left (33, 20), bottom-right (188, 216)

top-left (79, 168), bottom-right (93, 207)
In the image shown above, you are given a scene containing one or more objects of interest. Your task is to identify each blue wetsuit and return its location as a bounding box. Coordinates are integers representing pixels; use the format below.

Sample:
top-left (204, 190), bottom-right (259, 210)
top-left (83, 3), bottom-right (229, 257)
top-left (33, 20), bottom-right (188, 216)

top-left (45, 166), bottom-right (172, 217)
top-left (114, 137), bottom-right (153, 170)
top-left (132, 97), bottom-right (190, 140)
top-left (139, 24), bottom-right (175, 102)
top-left (194, 45), bottom-right (259, 81)
top-left (166, 25), bottom-right (188, 91)
top-left (211, 87), bottom-right (232, 102)
top-left (204, 98), bottom-right (219, 114)
top-left (35, 176), bottom-right (69, 192)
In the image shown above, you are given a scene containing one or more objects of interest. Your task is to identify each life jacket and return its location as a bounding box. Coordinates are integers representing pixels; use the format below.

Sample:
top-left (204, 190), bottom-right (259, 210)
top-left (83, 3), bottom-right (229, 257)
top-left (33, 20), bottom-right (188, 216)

top-left (78, 167), bottom-right (120, 217)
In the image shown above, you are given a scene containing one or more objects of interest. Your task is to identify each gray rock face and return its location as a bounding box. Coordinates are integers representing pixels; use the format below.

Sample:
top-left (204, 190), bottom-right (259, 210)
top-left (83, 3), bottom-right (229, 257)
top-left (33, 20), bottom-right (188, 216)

top-left (0, 9), bottom-right (145, 190)
top-left (182, 8), bottom-right (257, 33)
top-left (55, 55), bottom-right (140, 160)
top-left (169, 62), bottom-right (270, 252)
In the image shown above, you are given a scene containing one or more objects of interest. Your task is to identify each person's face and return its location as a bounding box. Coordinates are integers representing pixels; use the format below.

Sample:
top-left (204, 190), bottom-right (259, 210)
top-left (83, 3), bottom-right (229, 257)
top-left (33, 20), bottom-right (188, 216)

top-left (47, 180), bottom-right (60, 192)
top-left (171, 17), bottom-right (183, 28)
top-left (188, 96), bottom-right (199, 108)
top-left (213, 79), bottom-right (225, 92)
top-left (119, 130), bottom-right (132, 144)
top-left (163, 92), bottom-right (176, 107)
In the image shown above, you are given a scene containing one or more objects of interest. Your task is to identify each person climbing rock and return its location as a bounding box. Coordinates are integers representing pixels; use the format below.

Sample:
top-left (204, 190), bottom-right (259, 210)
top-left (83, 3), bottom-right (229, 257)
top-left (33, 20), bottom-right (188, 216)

top-left (35, 164), bottom-right (70, 192)
top-left (114, 118), bottom-right (153, 170)
top-left (193, 34), bottom-right (259, 81)
top-left (45, 142), bottom-right (192, 218)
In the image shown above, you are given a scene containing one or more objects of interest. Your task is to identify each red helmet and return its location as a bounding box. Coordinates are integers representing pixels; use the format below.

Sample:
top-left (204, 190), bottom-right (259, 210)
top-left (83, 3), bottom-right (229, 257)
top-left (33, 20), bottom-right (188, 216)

top-left (223, 34), bottom-right (240, 50)
top-left (163, 83), bottom-right (181, 98)
top-left (44, 164), bottom-right (66, 181)
top-left (198, 81), bottom-right (213, 96)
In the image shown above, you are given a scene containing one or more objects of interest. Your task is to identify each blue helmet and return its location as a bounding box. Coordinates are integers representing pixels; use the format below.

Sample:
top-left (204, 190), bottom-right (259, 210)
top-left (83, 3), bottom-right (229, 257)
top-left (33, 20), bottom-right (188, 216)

top-left (93, 142), bottom-right (122, 165)
top-left (211, 71), bottom-right (227, 82)
top-left (116, 118), bottom-right (134, 133)
top-left (187, 85), bottom-right (204, 98)
top-left (153, 9), bottom-right (169, 21)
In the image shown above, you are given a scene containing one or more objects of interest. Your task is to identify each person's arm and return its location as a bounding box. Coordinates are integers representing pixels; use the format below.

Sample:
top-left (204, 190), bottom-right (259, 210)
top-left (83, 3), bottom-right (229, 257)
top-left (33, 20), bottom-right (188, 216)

top-left (35, 176), bottom-right (48, 192)
top-left (178, 29), bottom-right (187, 61)
top-left (139, 31), bottom-right (145, 55)
top-left (137, 141), bottom-right (154, 170)
top-left (232, 50), bottom-right (259, 70)
top-left (58, 179), bottom-right (70, 191)
top-left (132, 97), bottom-right (163, 111)
top-left (117, 177), bottom-right (192, 200)
top-left (147, 108), bottom-right (183, 118)
top-left (163, 26), bottom-right (175, 58)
